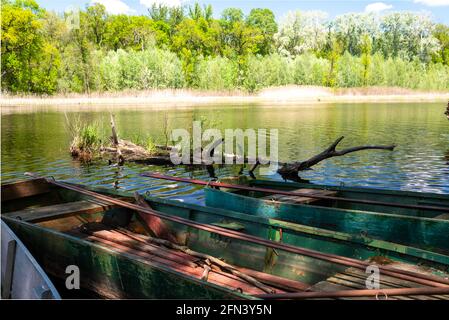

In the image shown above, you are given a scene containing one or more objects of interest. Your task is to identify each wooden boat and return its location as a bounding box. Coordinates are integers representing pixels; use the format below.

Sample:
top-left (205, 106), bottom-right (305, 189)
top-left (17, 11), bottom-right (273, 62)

top-left (141, 173), bottom-right (449, 265)
top-left (245, 179), bottom-right (449, 218)
top-left (1, 220), bottom-right (60, 299)
top-left (2, 177), bottom-right (449, 300)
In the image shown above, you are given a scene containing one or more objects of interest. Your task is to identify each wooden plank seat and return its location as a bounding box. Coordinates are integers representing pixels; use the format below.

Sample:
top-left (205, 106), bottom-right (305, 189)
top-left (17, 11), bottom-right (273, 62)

top-left (309, 263), bottom-right (449, 300)
top-left (262, 188), bottom-right (338, 205)
top-left (2, 200), bottom-right (115, 223)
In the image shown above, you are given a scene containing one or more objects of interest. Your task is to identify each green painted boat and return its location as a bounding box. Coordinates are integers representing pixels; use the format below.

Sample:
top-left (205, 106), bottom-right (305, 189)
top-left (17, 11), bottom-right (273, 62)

top-left (205, 187), bottom-right (449, 257)
top-left (0, 179), bottom-right (284, 299)
top-left (2, 178), bottom-right (449, 300)
top-left (247, 179), bottom-right (449, 218)
top-left (141, 194), bottom-right (449, 271)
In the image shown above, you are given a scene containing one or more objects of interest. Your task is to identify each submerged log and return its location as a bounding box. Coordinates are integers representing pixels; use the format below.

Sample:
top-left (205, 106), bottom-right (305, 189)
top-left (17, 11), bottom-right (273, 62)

top-left (277, 136), bottom-right (395, 180)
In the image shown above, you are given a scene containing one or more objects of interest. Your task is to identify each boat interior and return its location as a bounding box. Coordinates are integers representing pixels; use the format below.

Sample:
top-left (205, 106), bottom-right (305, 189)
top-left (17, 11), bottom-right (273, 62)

top-left (240, 180), bottom-right (449, 219)
top-left (2, 178), bottom-right (449, 300)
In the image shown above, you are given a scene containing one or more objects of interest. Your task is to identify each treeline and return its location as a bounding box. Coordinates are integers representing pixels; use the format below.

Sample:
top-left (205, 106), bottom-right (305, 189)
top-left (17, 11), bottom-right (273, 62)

top-left (2, 0), bottom-right (449, 94)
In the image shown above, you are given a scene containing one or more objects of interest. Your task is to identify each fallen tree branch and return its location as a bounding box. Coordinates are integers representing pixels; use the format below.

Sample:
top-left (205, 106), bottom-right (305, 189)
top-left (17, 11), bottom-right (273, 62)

top-left (278, 136), bottom-right (395, 178)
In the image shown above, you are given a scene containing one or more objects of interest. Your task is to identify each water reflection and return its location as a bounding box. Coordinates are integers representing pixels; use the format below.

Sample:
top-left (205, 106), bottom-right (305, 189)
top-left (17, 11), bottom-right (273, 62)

top-left (1, 102), bottom-right (449, 204)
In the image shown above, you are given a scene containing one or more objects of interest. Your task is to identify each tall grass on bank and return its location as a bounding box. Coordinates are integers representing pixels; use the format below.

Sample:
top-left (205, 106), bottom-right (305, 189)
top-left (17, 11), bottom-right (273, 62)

top-left (65, 114), bottom-right (103, 161)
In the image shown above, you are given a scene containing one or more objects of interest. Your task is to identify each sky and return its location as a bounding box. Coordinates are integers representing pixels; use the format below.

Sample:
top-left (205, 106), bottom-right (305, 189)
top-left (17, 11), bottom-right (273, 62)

top-left (36, 0), bottom-right (449, 24)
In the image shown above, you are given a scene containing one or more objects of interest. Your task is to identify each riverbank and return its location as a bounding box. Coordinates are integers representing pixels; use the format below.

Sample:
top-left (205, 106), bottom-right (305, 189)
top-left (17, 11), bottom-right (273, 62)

top-left (1, 86), bottom-right (449, 110)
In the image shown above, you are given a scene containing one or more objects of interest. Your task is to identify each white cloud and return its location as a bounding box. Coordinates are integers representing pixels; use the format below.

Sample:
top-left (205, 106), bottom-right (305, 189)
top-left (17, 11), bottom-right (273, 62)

top-left (365, 2), bottom-right (393, 13)
top-left (414, 0), bottom-right (449, 6)
top-left (91, 0), bottom-right (134, 14)
top-left (139, 0), bottom-right (185, 8)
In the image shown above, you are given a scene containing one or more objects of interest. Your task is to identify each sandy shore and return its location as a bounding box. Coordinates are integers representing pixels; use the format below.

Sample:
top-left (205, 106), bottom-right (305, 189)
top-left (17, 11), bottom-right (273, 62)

top-left (1, 86), bottom-right (448, 111)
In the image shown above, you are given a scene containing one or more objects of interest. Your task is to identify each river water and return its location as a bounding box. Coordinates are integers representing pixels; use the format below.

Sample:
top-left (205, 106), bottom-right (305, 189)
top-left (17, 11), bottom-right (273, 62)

top-left (1, 102), bottom-right (448, 204)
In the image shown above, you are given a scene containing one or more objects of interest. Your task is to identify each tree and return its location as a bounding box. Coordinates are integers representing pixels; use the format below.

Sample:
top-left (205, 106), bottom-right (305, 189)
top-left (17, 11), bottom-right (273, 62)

top-left (380, 12), bottom-right (439, 62)
top-left (172, 18), bottom-right (221, 85)
top-left (360, 34), bottom-right (372, 86)
top-left (86, 3), bottom-right (108, 47)
top-left (1, 0), bottom-right (59, 93)
top-left (275, 10), bottom-right (328, 56)
top-left (332, 13), bottom-right (380, 56)
top-left (324, 35), bottom-right (343, 87)
top-left (432, 24), bottom-right (449, 66)
top-left (221, 8), bottom-right (244, 24)
top-left (246, 8), bottom-right (277, 55)
top-left (188, 2), bottom-right (212, 21)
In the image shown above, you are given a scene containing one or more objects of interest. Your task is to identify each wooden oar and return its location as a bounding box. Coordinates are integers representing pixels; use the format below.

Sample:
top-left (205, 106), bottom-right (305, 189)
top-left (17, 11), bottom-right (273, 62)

top-left (140, 172), bottom-right (449, 213)
top-left (22, 173), bottom-right (449, 288)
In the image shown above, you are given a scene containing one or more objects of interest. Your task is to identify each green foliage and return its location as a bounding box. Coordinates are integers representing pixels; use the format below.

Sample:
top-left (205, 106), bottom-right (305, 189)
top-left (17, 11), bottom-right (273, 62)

top-left (1, 0), bottom-right (59, 93)
top-left (2, 2), bottom-right (449, 94)
top-left (196, 56), bottom-right (238, 90)
top-left (432, 24), bottom-right (449, 66)
top-left (244, 54), bottom-right (292, 91)
top-left (292, 54), bottom-right (329, 85)
top-left (99, 48), bottom-right (184, 90)
top-left (66, 115), bottom-right (103, 156)
top-left (246, 9), bottom-right (277, 55)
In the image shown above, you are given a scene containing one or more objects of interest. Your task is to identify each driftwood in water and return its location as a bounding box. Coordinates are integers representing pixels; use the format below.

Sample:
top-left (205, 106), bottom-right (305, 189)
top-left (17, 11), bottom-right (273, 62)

top-left (277, 136), bottom-right (396, 180)
top-left (101, 140), bottom-right (172, 165)
top-left (110, 114), bottom-right (125, 166)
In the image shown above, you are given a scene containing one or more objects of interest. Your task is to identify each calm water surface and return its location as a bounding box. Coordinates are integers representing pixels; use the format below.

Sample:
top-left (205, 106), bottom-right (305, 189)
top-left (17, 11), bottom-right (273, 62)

top-left (1, 102), bottom-right (448, 204)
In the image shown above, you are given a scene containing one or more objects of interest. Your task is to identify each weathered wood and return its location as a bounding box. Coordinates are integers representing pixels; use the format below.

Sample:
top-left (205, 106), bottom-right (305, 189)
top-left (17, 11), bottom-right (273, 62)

top-left (115, 227), bottom-right (276, 294)
top-left (250, 179), bottom-right (449, 217)
top-left (290, 263), bottom-right (449, 300)
top-left (133, 192), bottom-right (179, 244)
top-left (35, 176), bottom-right (449, 287)
top-left (82, 225), bottom-right (309, 293)
top-left (277, 136), bottom-right (395, 179)
top-left (1, 178), bottom-right (51, 202)
top-left (205, 188), bottom-right (449, 254)
top-left (148, 194), bottom-right (449, 270)
top-left (4, 218), bottom-right (255, 299)
top-left (110, 114), bottom-right (124, 166)
top-left (263, 188), bottom-right (337, 205)
top-left (3, 200), bottom-right (113, 222)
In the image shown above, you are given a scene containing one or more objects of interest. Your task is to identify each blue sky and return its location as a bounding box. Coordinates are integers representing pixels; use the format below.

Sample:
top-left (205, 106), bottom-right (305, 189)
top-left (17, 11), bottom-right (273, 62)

top-left (36, 0), bottom-right (449, 24)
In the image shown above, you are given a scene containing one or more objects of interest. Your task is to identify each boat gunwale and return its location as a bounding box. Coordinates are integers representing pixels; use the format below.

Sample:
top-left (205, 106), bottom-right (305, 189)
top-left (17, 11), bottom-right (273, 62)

top-left (205, 188), bottom-right (449, 224)
top-left (144, 193), bottom-right (449, 266)
top-left (250, 179), bottom-right (449, 201)
top-left (4, 177), bottom-right (449, 289)
top-left (1, 216), bottom-right (257, 300)
top-left (4, 180), bottom-right (447, 269)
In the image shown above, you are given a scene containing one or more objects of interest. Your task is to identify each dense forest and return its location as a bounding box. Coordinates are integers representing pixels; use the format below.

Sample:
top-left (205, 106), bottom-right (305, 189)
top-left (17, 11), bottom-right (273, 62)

top-left (2, 0), bottom-right (449, 95)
